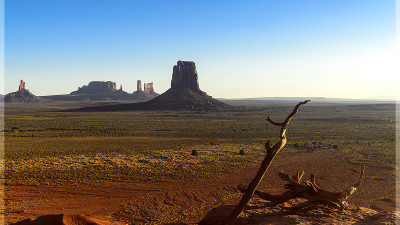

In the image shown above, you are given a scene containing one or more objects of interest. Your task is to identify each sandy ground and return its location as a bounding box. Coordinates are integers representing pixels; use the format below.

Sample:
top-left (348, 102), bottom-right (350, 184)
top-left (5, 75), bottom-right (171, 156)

top-left (3, 150), bottom-right (398, 224)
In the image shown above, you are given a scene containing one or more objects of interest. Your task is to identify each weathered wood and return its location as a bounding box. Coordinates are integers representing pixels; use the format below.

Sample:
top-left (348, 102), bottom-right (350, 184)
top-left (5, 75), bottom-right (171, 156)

top-left (224, 100), bottom-right (309, 225)
top-left (238, 165), bottom-right (365, 211)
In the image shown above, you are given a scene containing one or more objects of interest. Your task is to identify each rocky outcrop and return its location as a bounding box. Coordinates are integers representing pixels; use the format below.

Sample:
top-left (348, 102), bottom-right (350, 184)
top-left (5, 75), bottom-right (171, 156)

top-left (171, 61), bottom-right (199, 91)
top-left (143, 82), bottom-right (154, 94)
top-left (137, 80), bottom-right (142, 92)
top-left (5, 80), bottom-right (47, 103)
top-left (132, 80), bottom-right (159, 102)
top-left (19, 80), bottom-right (26, 90)
top-left (46, 80), bottom-right (158, 102)
top-left (70, 81), bottom-right (120, 95)
top-left (10, 214), bottom-right (111, 225)
top-left (142, 61), bottom-right (229, 110)
top-left (78, 61), bottom-right (231, 111)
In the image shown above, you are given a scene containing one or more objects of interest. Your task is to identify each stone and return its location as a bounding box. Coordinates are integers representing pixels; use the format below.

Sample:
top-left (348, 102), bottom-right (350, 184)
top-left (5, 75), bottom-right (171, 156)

top-left (5, 80), bottom-right (47, 103)
top-left (144, 82), bottom-right (154, 94)
top-left (19, 80), bottom-right (26, 90)
top-left (71, 81), bottom-right (118, 95)
top-left (132, 80), bottom-right (158, 101)
top-left (79, 61), bottom-right (231, 111)
top-left (137, 80), bottom-right (142, 92)
top-left (171, 61), bottom-right (200, 91)
top-left (9, 214), bottom-right (109, 225)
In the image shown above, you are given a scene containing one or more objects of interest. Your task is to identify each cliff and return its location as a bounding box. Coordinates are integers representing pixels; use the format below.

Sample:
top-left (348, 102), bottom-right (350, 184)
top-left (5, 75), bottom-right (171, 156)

top-left (70, 81), bottom-right (122, 95)
top-left (171, 61), bottom-right (199, 91)
top-left (78, 61), bottom-right (231, 111)
top-left (44, 80), bottom-right (158, 102)
top-left (132, 80), bottom-right (159, 101)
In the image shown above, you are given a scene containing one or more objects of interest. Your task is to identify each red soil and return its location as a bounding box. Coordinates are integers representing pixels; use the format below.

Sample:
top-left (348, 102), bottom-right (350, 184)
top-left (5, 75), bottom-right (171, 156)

top-left (4, 150), bottom-right (398, 224)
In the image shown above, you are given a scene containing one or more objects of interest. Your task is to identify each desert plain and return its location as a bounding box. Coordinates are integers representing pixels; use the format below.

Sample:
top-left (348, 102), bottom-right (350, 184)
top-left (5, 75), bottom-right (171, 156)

top-left (1, 100), bottom-right (398, 224)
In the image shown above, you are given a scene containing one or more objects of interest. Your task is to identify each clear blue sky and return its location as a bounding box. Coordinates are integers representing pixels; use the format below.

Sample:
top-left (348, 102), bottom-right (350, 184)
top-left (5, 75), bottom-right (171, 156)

top-left (3, 0), bottom-right (398, 99)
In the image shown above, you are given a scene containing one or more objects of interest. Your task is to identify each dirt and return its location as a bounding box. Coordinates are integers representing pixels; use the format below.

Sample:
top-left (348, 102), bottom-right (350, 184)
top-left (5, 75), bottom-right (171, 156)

top-left (3, 150), bottom-right (398, 224)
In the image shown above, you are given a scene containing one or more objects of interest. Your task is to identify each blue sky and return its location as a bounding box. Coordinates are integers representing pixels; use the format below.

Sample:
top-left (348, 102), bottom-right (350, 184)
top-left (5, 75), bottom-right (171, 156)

top-left (3, 0), bottom-right (398, 99)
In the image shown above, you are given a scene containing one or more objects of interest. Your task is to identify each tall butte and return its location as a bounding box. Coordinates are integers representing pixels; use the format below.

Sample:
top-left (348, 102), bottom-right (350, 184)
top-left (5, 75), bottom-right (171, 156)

top-left (144, 60), bottom-right (230, 109)
top-left (171, 61), bottom-right (200, 91)
top-left (79, 61), bottom-right (231, 111)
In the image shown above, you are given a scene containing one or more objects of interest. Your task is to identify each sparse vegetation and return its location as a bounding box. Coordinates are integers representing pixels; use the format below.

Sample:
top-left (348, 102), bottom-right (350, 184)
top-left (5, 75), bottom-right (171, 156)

top-left (3, 102), bottom-right (395, 185)
top-left (2, 102), bottom-right (396, 224)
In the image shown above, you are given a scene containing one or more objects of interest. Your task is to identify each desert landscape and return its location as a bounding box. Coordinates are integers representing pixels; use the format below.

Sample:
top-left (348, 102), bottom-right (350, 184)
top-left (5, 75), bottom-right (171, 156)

top-left (1, 89), bottom-right (398, 224)
top-left (2, 1), bottom-right (397, 224)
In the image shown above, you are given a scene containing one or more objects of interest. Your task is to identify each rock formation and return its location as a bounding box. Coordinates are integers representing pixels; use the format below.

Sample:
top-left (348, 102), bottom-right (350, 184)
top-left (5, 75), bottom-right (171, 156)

top-left (5, 80), bottom-right (47, 103)
top-left (78, 61), bottom-right (231, 111)
top-left (132, 80), bottom-right (159, 101)
top-left (46, 80), bottom-right (158, 102)
top-left (171, 61), bottom-right (199, 91)
top-left (141, 60), bottom-right (230, 110)
top-left (137, 80), bottom-right (142, 92)
top-left (19, 80), bottom-right (26, 90)
top-left (143, 82), bottom-right (154, 94)
top-left (70, 81), bottom-right (119, 95)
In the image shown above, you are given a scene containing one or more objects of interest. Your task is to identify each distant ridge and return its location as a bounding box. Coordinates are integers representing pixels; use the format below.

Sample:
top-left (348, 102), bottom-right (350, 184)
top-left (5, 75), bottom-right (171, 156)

top-left (218, 97), bottom-right (395, 103)
top-left (78, 61), bottom-right (231, 111)
top-left (222, 97), bottom-right (327, 101)
top-left (45, 80), bottom-right (159, 102)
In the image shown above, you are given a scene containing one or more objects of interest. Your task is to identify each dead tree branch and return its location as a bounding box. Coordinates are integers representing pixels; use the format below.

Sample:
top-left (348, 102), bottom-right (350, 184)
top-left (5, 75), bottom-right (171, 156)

top-left (224, 100), bottom-right (309, 225)
top-left (238, 165), bottom-right (365, 211)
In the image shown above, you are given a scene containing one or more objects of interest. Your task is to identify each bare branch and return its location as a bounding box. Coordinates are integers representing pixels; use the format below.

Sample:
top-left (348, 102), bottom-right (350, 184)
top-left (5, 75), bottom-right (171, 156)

top-left (340, 165), bottom-right (365, 201)
top-left (266, 116), bottom-right (284, 126)
top-left (292, 171), bottom-right (304, 183)
top-left (225, 101), bottom-right (308, 225)
top-left (237, 165), bottom-right (365, 211)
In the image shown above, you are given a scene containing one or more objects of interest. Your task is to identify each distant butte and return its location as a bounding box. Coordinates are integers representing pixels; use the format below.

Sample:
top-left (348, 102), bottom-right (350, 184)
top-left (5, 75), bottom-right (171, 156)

top-left (4, 80), bottom-right (48, 103)
top-left (46, 80), bottom-right (158, 102)
top-left (132, 80), bottom-right (159, 102)
top-left (79, 61), bottom-right (231, 111)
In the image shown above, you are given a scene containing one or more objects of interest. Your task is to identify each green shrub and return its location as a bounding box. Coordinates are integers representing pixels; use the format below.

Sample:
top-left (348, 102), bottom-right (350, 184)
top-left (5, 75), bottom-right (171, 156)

top-left (191, 150), bottom-right (199, 156)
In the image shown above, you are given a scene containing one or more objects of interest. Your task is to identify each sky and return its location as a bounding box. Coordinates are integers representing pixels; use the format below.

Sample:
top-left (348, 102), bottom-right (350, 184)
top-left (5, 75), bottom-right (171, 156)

top-left (2, 0), bottom-right (398, 99)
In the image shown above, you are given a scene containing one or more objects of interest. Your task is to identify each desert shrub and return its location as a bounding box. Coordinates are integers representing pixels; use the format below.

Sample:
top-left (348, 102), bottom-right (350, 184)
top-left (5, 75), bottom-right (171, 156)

top-left (332, 145), bottom-right (338, 149)
top-left (239, 150), bottom-right (245, 155)
top-left (294, 143), bottom-right (300, 148)
top-left (191, 150), bottom-right (199, 156)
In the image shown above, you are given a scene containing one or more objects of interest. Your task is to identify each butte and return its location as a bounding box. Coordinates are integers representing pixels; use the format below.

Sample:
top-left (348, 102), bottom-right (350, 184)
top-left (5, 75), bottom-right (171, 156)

top-left (78, 61), bottom-right (231, 111)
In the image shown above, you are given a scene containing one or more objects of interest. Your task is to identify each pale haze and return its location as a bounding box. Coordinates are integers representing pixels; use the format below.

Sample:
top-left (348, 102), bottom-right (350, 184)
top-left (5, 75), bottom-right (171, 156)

top-left (3, 0), bottom-right (398, 100)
